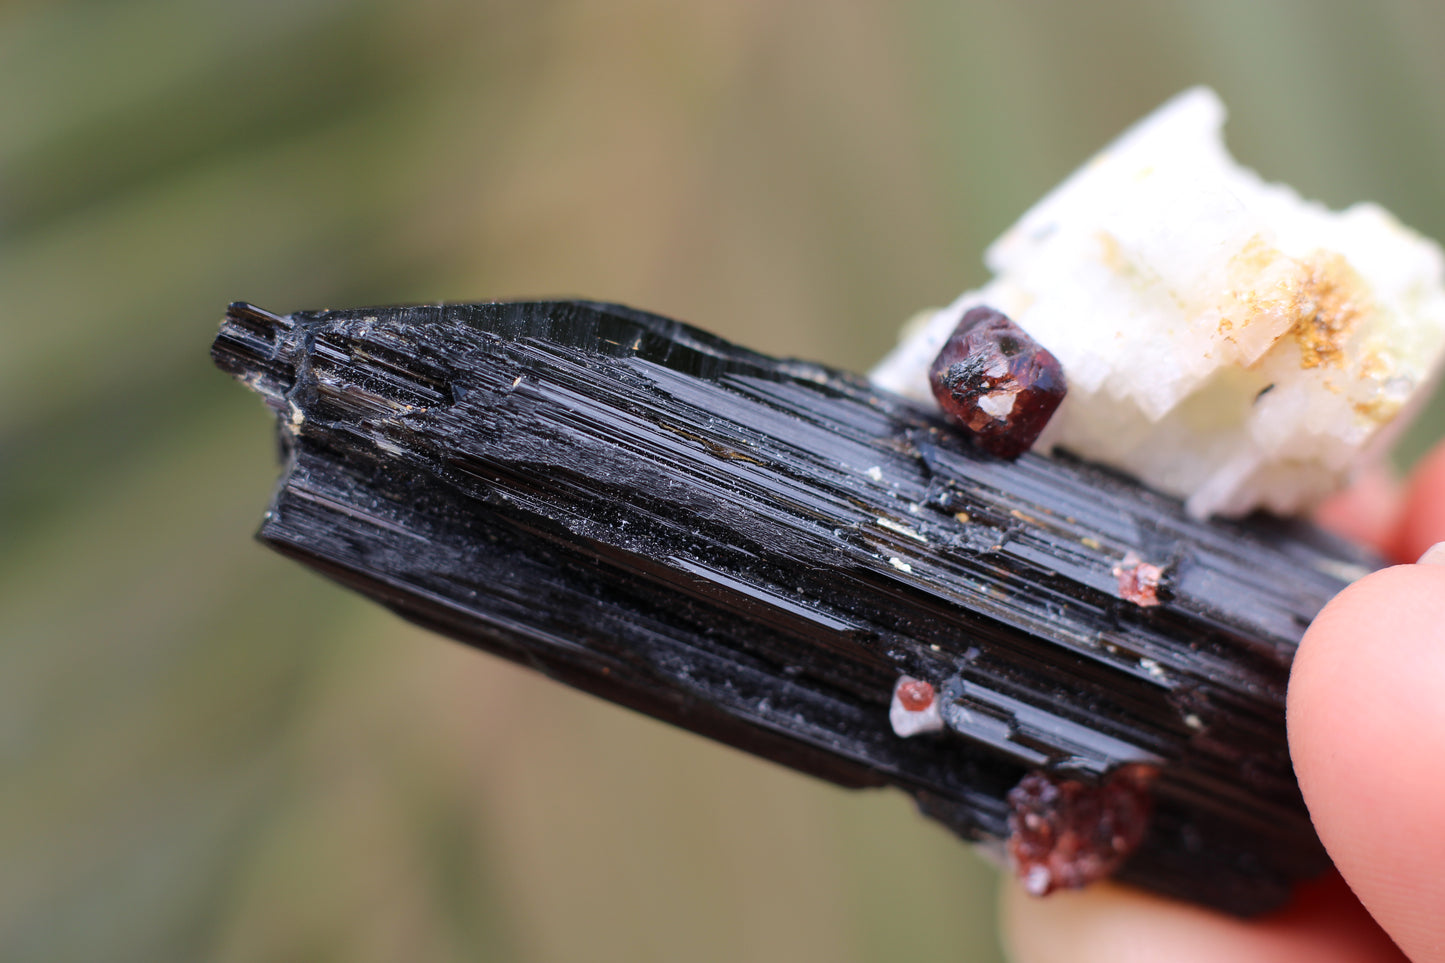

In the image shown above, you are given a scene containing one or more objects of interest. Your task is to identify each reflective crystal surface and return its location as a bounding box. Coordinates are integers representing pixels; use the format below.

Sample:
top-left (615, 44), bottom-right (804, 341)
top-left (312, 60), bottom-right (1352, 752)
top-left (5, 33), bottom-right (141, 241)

top-left (927, 307), bottom-right (1066, 459)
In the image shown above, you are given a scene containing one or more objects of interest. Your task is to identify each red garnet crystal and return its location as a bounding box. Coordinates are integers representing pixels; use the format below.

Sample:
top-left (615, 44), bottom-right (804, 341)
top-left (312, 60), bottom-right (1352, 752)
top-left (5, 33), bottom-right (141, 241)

top-left (896, 678), bottom-right (935, 712)
top-left (1006, 764), bottom-right (1157, 896)
top-left (927, 307), bottom-right (1066, 459)
top-left (1114, 551), bottom-right (1165, 607)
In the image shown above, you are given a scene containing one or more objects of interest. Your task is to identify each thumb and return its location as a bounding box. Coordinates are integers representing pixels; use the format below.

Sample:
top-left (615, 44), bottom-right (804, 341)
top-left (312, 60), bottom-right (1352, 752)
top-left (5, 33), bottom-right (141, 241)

top-left (1289, 560), bottom-right (1445, 962)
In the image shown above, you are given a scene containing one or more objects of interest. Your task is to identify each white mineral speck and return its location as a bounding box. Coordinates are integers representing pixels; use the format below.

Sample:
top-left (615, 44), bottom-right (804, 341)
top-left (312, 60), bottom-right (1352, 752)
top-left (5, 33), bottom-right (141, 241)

top-left (877, 516), bottom-right (927, 542)
top-left (977, 389), bottom-right (1020, 419)
top-left (1023, 864), bottom-right (1054, 897)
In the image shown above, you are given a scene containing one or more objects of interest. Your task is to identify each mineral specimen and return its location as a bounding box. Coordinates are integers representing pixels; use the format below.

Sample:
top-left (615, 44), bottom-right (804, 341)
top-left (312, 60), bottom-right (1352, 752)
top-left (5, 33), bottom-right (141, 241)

top-left (1113, 552), bottom-right (1165, 608)
top-left (927, 306), bottom-right (1066, 459)
top-left (214, 298), bottom-right (1378, 916)
top-left (872, 87), bottom-right (1445, 518)
top-left (889, 676), bottom-right (944, 738)
top-left (1006, 765), bottom-right (1157, 897)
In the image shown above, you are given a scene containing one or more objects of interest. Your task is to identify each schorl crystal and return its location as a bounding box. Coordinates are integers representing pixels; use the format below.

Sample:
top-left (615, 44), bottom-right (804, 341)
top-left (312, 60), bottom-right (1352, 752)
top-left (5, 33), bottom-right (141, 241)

top-left (213, 298), bottom-right (1378, 916)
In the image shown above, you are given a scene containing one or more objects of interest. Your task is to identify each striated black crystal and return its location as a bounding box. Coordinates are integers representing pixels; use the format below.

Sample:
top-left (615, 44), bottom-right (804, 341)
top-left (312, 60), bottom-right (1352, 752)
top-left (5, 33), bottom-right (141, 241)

top-left (213, 299), bottom-right (1377, 916)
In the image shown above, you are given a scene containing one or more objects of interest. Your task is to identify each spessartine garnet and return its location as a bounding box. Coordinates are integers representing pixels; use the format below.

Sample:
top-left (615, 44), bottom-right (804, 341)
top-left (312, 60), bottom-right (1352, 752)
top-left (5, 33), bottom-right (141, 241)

top-left (927, 306), bottom-right (1066, 459)
top-left (1006, 765), bottom-right (1156, 896)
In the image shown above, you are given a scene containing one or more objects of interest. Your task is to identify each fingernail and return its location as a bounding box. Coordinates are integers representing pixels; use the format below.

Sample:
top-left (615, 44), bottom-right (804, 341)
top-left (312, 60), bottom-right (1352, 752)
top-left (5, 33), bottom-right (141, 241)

top-left (1416, 542), bottom-right (1445, 566)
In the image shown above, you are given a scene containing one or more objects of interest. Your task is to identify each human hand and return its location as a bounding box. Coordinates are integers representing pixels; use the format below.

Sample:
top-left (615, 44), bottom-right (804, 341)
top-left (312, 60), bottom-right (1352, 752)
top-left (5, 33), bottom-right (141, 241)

top-left (1000, 441), bottom-right (1445, 963)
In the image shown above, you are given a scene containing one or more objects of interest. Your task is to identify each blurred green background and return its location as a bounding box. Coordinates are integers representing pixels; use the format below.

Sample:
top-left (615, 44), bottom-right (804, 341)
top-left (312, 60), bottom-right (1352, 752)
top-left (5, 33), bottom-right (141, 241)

top-left (7, 2), bottom-right (1445, 960)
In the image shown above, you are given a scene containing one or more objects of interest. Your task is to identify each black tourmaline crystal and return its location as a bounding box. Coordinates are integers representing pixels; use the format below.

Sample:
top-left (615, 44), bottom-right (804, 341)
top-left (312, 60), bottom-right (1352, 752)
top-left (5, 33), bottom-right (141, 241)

top-left (213, 299), bottom-right (1377, 916)
top-left (928, 306), bottom-right (1066, 459)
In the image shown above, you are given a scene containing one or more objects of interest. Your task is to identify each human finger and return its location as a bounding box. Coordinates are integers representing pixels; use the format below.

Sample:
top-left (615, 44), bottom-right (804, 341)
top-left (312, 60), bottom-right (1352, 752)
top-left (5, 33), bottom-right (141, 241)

top-left (1390, 440), bottom-right (1445, 562)
top-left (1289, 562), bottom-right (1445, 962)
top-left (1314, 466), bottom-right (1401, 556)
top-left (1000, 871), bottom-right (1403, 963)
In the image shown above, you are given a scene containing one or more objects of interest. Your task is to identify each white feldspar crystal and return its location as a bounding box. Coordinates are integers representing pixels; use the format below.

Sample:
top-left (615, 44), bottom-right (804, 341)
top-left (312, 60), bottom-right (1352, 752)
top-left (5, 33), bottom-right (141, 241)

top-left (871, 88), bottom-right (1445, 518)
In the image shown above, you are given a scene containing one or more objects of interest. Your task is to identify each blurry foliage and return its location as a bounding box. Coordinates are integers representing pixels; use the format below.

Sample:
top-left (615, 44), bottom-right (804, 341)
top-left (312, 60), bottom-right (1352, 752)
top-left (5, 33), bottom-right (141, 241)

top-left (4, 1), bottom-right (1445, 960)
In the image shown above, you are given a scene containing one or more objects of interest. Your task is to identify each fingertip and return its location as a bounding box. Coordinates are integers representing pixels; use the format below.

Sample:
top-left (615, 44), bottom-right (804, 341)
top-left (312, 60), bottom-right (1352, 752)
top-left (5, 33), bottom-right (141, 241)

top-left (1000, 874), bottom-right (1400, 963)
top-left (1290, 564), bottom-right (1445, 962)
top-left (1314, 466), bottom-right (1401, 555)
top-left (1392, 440), bottom-right (1445, 562)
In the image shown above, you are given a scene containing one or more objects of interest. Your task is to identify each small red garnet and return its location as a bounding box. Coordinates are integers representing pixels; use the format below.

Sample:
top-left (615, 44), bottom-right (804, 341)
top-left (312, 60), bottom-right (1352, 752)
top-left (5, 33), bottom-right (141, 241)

top-left (1113, 552), bottom-right (1165, 607)
top-left (896, 679), bottom-right (935, 712)
top-left (1006, 764), bottom-right (1157, 896)
top-left (928, 306), bottom-right (1066, 460)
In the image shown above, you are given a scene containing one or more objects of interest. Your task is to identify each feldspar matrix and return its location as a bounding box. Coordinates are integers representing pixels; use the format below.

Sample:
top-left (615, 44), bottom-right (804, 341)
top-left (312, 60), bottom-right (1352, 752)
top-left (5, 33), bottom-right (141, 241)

top-left (874, 88), bottom-right (1445, 518)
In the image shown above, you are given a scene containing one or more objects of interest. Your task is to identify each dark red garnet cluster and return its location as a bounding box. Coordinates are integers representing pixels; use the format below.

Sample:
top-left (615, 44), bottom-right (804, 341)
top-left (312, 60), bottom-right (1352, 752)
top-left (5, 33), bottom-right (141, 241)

top-left (927, 306), bottom-right (1066, 459)
top-left (1006, 765), bottom-right (1156, 896)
